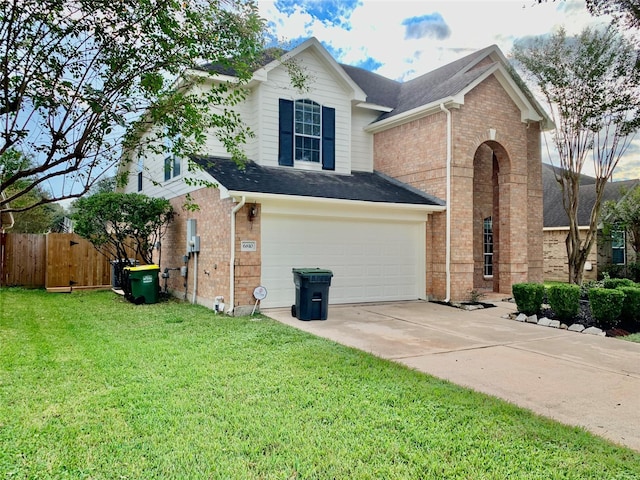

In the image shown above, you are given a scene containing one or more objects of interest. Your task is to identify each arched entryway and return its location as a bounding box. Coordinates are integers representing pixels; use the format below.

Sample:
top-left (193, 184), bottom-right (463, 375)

top-left (472, 141), bottom-right (510, 294)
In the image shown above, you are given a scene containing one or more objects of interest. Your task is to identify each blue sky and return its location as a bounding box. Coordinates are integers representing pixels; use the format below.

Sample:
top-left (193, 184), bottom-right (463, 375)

top-left (258, 0), bottom-right (640, 180)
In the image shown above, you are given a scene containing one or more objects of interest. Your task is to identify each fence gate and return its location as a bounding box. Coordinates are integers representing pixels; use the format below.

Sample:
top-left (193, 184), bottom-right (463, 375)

top-left (46, 233), bottom-right (111, 292)
top-left (0, 233), bottom-right (111, 290)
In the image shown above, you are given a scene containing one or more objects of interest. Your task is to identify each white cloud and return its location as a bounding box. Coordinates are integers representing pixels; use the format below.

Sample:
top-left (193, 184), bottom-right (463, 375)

top-left (259, 0), bottom-right (609, 80)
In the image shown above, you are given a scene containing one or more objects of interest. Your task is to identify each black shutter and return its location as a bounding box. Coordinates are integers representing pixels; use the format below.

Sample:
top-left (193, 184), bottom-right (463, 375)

top-left (278, 99), bottom-right (294, 166)
top-left (322, 106), bottom-right (335, 171)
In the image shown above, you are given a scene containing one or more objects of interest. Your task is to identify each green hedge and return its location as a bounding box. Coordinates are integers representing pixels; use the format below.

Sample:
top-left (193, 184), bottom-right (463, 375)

top-left (547, 284), bottom-right (581, 321)
top-left (512, 283), bottom-right (545, 316)
top-left (618, 286), bottom-right (640, 326)
top-left (603, 278), bottom-right (636, 289)
top-left (588, 288), bottom-right (624, 330)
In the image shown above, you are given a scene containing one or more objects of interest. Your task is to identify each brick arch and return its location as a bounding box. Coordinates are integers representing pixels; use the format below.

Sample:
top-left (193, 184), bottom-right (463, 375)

top-left (471, 139), bottom-right (514, 295)
top-left (466, 131), bottom-right (513, 175)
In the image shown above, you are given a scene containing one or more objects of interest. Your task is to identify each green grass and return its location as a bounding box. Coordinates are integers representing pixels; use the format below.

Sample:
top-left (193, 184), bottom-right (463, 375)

top-left (1, 289), bottom-right (640, 479)
top-left (621, 333), bottom-right (640, 343)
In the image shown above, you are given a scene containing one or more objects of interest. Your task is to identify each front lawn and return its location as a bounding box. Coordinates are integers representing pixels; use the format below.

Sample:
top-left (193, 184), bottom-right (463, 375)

top-left (622, 333), bottom-right (640, 343)
top-left (1, 289), bottom-right (639, 479)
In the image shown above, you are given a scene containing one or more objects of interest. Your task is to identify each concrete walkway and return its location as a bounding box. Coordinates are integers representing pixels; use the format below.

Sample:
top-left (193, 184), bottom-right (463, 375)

top-left (264, 299), bottom-right (640, 452)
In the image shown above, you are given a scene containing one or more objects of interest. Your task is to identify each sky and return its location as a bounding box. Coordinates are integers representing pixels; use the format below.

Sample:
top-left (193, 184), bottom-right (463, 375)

top-left (257, 0), bottom-right (640, 180)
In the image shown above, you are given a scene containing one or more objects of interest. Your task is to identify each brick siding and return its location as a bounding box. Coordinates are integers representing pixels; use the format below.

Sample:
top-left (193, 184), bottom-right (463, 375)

top-left (161, 188), bottom-right (261, 311)
top-left (374, 75), bottom-right (543, 301)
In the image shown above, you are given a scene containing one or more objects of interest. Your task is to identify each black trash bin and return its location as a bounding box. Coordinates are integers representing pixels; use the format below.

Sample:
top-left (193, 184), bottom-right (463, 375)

top-left (292, 268), bottom-right (333, 320)
top-left (110, 259), bottom-right (139, 288)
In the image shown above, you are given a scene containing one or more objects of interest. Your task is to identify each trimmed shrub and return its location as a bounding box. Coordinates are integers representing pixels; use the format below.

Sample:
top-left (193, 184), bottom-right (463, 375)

top-left (512, 283), bottom-right (545, 315)
top-left (546, 284), bottom-right (581, 321)
top-left (581, 279), bottom-right (604, 300)
top-left (603, 278), bottom-right (636, 289)
top-left (588, 288), bottom-right (624, 330)
top-left (618, 286), bottom-right (640, 327)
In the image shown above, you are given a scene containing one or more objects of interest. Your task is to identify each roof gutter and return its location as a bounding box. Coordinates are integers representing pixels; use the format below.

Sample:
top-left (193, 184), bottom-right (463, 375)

top-left (225, 190), bottom-right (445, 213)
top-left (440, 103), bottom-right (452, 303)
top-left (365, 97), bottom-right (461, 134)
top-left (228, 195), bottom-right (246, 315)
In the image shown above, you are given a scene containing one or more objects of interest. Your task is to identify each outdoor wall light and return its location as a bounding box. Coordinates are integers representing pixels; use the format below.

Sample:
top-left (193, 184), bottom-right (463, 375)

top-left (248, 203), bottom-right (257, 222)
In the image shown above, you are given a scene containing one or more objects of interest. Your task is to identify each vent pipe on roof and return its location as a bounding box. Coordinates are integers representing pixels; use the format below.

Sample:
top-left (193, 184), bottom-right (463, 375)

top-left (228, 196), bottom-right (246, 314)
top-left (440, 103), bottom-right (451, 302)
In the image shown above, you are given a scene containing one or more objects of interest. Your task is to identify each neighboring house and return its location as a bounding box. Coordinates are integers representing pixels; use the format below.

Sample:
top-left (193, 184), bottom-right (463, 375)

top-left (542, 163), bottom-right (639, 282)
top-left (119, 38), bottom-right (551, 313)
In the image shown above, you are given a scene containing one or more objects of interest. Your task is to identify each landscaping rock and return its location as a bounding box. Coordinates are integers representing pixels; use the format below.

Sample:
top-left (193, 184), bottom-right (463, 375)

top-left (516, 313), bottom-right (527, 322)
top-left (583, 326), bottom-right (606, 336)
top-left (537, 317), bottom-right (552, 327)
top-left (568, 324), bottom-right (585, 333)
top-left (560, 323), bottom-right (569, 330)
top-left (526, 314), bottom-right (538, 324)
top-left (549, 320), bottom-right (561, 329)
top-left (461, 303), bottom-right (484, 311)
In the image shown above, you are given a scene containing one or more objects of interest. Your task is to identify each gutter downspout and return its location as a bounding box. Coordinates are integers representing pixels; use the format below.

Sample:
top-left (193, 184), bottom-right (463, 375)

top-left (192, 250), bottom-right (198, 304)
top-left (228, 196), bottom-right (246, 314)
top-left (440, 103), bottom-right (451, 302)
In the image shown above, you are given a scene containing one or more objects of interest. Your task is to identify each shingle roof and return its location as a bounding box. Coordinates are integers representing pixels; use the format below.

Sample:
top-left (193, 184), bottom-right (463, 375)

top-left (196, 47), bottom-right (287, 76)
top-left (542, 163), bottom-right (639, 228)
top-left (195, 157), bottom-right (445, 206)
top-left (338, 64), bottom-right (401, 109)
top-left (339, 45), bottom-right (500, 121)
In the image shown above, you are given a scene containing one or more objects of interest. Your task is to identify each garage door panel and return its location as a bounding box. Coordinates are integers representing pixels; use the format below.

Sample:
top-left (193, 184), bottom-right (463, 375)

top-left (261, 215), bottom-right (424, 308)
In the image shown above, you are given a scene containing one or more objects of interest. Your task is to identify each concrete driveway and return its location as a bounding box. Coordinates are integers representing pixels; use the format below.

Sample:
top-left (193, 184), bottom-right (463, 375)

top-left (264, 299), bottom-right (640, 452)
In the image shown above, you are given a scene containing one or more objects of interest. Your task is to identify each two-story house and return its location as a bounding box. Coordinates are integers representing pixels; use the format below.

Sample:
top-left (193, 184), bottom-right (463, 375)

top-left (119, 38), bottom-right (550, 313)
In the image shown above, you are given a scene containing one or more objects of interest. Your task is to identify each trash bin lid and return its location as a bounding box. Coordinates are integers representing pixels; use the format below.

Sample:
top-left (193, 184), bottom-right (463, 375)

top-left (292, 268), bottom-right (333, 276)
top-left (125, 264), bottom-right (160, 272)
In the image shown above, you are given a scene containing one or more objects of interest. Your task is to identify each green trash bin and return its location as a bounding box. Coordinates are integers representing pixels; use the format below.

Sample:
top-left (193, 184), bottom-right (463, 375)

top-left (123, 264), bottom-right (160, 304)
top-left (292, 268), bottom-right (333, 320)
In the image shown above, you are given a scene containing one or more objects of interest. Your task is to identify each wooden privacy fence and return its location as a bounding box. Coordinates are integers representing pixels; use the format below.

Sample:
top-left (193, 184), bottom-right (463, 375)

top-left (0, 233), bottom-right (111, 291)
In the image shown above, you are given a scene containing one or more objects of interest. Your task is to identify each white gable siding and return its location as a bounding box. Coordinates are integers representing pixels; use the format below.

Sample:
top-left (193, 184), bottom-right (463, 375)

top-left (120, 124), bottom-right (216, 200)
top-left (350, 108), bottom-right (378, 172)
top-left (120, 80), bottom-right (255, 199)
top-left (200, 83), bottom-right (259, 160)
top-left (257, 49), bottom-right (353, 174)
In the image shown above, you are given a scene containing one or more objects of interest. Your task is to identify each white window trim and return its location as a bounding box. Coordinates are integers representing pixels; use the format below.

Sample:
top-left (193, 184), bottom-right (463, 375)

top-left (294, 99), bottom-right (322, 164)
top-left (163, 155), bottom-right (182, 183)
top-left (483, 216), bottom-right (493, 279)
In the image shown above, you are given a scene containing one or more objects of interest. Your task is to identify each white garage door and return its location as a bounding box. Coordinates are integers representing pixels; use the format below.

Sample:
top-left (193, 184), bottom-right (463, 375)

top-left (261, 214), bottom-right (425, 308)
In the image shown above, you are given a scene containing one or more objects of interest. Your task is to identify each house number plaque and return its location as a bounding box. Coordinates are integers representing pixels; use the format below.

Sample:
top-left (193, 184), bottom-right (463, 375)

top-left (241, 240), bottom-right (257, 251)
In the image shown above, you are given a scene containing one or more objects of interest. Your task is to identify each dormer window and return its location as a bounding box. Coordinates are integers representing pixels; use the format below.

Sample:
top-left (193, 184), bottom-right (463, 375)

top-left (279, 98), bottom-right (335, 170)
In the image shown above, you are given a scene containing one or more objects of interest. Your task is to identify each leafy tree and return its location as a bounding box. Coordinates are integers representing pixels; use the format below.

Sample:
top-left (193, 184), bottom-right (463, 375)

top-left (1, 150), bottom-right (65, 232)
top-left (1, 0), bottom-right (267, 214)
top-left (602, 184), bottom-right (640, 257)
top-left (5, 181), bottom-right (65, 233)
top-left (72, 193), bottom-right (174, 285)
top-left (586, 1), bottom-right (640, 31)
top-left (537, 0), bottom-right (640, 27)
top-left (512, 26), bottom-right (640, 284)
top-left (90, 176), bottom-right (116, 196)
